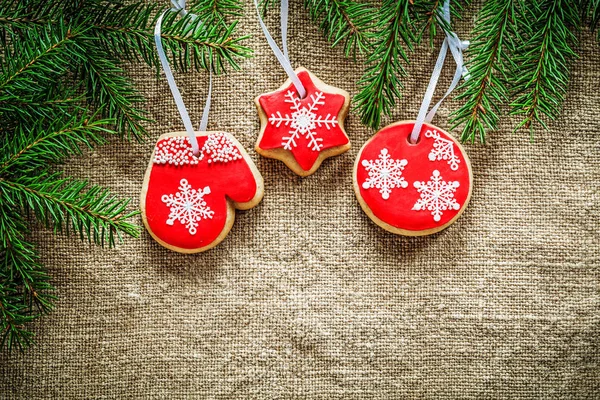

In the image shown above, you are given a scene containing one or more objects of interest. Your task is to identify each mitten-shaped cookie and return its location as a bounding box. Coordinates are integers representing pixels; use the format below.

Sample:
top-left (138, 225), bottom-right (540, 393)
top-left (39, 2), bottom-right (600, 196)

top-left (141, 132), bottom-right (264, 253)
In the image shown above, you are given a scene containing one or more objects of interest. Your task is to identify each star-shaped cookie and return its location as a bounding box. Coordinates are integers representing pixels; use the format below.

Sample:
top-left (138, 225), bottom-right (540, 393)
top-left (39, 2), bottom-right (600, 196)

top-left (255, 67), bottom-right (350, 176)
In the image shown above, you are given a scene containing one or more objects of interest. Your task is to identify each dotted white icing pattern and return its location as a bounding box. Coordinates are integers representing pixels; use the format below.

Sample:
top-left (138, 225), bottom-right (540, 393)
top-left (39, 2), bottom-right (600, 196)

top-left (153, 136), bottom-right (200, 166)
top-left (202, 132), bottom-right (243, 164)
top-left (153, 133), bottom-right (242, 166)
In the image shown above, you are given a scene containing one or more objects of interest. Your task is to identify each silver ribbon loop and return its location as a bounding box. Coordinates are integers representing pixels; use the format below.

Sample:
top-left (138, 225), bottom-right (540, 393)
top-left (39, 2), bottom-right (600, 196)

top-left (155, 0), bottom-right (212, 155)
top-left (253, 0), bottom-right (306, 98)
top-left (410, 0), bottom-right (469, 143)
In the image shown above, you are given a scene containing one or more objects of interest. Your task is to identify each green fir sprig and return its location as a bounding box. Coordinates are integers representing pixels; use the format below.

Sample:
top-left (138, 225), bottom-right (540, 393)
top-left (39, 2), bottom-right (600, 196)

top-left (309, 0), bottom-right (596, 139)
top-left (450, 0), bottom-right (523, 143)
top-left (0, 0), bottom-right (251, 352)
top-left (351, 0), bottom-right (467, 129)
top-left (1, 0), bottom-right (252, 139)
top-left (354, 0), bottom-right (415, 129)
top-left (304, 0), bottom-right (377, 58)
top-left (509, 0), bottom-right (579, 133)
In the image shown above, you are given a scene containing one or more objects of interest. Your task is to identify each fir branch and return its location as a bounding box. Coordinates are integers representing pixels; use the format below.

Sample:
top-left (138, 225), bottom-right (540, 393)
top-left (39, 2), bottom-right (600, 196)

top-left (79, 47), bottom-right (148, 140)
top-left (354, 0), bottom-right (415, 129)
top-left (0, 207), bottom-right (53, 312)
top-left (304, 0), bottom-right (376, 58)
top-left (0, 173), bottom-right (140, 248)
top-left (0, 0), bottom-right (66, 31)
top-left (0, 1), bottom-right (252, 74)
top-left (192, 0), bottom-right (243, 25)
top-left (510, 0), bottom-right (579, 133)
top-left (0, 82), bottom-right (83, 126)
top-left (0, 274), bottom-right (37, 351)
top-left (411, 0), bottom-right (468, 46)
top-left (0, 116), bottom-right (111, 174)
top-left (450, 0), bottom-right (522, 143)
top-left (0, 206), bottom-right (54, 352)
top-left (159, 10), bottom-right (252, 73)
top-left (0, 22), bottom-right (91, 129)
top-left (0, 22), bottom-right (88, 95)
top-left (85, 2), bottom-right (160, 69)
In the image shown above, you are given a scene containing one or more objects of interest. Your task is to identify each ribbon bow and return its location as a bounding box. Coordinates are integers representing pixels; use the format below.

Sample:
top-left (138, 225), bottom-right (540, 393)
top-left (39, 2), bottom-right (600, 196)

top-left (410, 0), bottom-right (470, 143)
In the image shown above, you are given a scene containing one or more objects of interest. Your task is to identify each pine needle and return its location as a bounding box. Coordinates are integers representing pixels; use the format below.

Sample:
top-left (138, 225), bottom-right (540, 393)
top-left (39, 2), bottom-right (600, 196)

top-left (354, 0), bottom-right (415, 129)
top-left (304, 0), bottom-right (377, 58)
top-left (0, 206), bottom-right (54, 352)
top-left (510, 0), bottom-right (579, 135)
top-left (451, 0), bottom-right (523, 143)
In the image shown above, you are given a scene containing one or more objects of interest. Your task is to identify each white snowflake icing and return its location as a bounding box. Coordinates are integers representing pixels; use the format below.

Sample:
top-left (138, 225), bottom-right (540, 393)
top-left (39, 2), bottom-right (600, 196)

top-left (425, 129), bottom-right (460, 171)
top-left (412, 170), bottom-right (461, 222)
top-left (268, 90), bottom-right (338, 152)
top-left (361, 148), bottom-right (408, 200)
top-left (153, 133), bottom-right (242, 166)
top-left (161, 179), bottom-right (214, 235)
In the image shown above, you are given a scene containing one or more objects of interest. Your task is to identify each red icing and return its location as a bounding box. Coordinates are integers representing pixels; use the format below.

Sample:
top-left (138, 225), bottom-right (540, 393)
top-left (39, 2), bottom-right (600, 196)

top-left (144, 133), bottom-right (259, 250)
top-left (355, 122), bottom-right (471, 233)
top-left (257, 70), bottom-right (349, 171)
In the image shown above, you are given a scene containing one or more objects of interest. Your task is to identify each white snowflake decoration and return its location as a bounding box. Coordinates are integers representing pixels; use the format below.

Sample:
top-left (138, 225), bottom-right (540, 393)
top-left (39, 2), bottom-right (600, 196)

top-left (200, 132), bottom-right (243, 164)
top-left (161, 179), bottom-right (214, 235)
top-left (268, 90), bottom-right (338, 151)
top-left (425, 129), bottom-right (460, 171)
top-left (412, 170), bottom-right (461, 222)
top-left (153, 133), bottom-right (242, 166)
top-left (361, 148), bottom-right (408, 200)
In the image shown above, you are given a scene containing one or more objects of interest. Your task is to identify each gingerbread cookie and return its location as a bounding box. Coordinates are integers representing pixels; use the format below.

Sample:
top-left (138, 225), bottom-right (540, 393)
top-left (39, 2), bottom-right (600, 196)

top-left (353, 121), bottom-right (472, 236)
top-left (255, 67), bottom-right (351, 176)
top-left (141, 131), bottom-right (264, 253)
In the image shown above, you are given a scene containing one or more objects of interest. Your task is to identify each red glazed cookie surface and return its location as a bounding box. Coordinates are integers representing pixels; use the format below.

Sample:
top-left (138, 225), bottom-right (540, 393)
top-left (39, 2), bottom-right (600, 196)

top-left (141, 132), bottom-right (263, 253)
top-left (255, 67), bottom-right (350, 176)
top-left (353, 121), bottom-right (472, 236)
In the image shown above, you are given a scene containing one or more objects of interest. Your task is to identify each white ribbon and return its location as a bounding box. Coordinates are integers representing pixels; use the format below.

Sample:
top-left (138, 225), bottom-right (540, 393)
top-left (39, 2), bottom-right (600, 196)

top-left (154, 0), bottom-right (212, 155)
top-left (410, 0), bottom-right (470, 143)
top-left (253, 0), bottom-right (306, 98)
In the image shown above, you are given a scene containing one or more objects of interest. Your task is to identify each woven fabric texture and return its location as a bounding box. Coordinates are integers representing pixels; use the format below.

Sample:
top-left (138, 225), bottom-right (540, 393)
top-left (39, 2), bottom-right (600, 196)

top-left (1, 1), bottom-right (599, 398)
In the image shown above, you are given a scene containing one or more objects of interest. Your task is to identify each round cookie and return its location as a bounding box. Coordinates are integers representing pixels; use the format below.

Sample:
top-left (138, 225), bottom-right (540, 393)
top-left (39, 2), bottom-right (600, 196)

top-left (353, 121), bottom-right (472, 236)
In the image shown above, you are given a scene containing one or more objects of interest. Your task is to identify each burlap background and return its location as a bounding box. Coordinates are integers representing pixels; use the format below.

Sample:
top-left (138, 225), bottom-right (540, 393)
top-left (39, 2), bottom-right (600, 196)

top-left (1, 1), bottom-right (599, 398)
